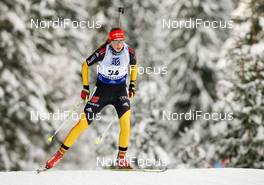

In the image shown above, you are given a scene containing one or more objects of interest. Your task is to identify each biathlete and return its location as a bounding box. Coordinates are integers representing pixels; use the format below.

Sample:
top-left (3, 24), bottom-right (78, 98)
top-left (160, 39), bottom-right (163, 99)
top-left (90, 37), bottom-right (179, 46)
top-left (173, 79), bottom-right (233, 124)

top-left (45, 27), bottom-right (138, 169)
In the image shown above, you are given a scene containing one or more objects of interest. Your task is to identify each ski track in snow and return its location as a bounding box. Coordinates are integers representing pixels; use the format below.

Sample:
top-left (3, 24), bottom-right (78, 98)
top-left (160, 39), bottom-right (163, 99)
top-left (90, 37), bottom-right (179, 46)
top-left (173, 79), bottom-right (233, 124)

top-left (0, 168), bottom-right (263, 185)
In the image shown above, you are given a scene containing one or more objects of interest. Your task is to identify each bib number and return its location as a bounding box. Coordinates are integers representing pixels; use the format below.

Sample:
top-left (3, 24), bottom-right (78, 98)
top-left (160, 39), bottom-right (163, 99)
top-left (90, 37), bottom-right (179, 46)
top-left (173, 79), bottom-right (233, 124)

top-left (108, 69), bottom-right (119, 76)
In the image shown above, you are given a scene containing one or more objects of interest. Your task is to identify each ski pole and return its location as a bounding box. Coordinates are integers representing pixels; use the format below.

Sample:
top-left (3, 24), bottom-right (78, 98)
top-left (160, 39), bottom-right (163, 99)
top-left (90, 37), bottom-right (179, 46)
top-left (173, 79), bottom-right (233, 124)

top-left (47, 99), bottom-right (83, 143)
top-left (48, 87), bottom-right (97, 143)
top-left (94, 96), bottom-right (134, 145)
top-left (94, 115), bottom-right (115, 145)
top-left (118, 7), bottom-right (124, 27)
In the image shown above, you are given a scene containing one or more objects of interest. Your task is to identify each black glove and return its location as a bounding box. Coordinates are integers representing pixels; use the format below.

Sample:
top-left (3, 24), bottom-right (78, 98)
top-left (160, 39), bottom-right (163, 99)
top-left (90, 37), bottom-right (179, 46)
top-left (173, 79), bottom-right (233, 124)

top-left (128, 81), bottom-right (136, 98)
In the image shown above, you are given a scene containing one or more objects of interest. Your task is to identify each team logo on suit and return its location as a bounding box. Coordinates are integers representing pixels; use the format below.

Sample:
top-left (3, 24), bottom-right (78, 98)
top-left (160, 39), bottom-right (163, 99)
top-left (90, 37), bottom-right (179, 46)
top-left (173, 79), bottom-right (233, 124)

top-left (111, 58), bottom-right (120, 66)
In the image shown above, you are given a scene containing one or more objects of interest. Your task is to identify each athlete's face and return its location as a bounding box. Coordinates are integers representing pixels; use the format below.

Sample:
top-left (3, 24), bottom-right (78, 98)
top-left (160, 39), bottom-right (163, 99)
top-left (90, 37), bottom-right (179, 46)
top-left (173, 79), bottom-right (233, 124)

top-left (110, 39), bottom-right (124, 52)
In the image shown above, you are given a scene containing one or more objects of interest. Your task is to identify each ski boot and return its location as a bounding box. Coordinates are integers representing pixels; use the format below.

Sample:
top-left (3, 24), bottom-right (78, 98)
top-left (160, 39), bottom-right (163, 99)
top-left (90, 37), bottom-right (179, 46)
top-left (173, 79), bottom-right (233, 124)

top-left (45, 151), bottom-right (63, 169)
top-left (116, 151), bottom-right (132, 169)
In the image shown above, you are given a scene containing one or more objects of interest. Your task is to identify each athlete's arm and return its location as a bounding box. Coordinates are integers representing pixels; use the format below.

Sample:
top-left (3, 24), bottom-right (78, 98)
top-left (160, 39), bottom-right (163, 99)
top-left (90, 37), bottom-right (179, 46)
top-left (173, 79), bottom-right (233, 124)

top-left (128, 47), bottom-right (138, 98)
top-left (80, 42), bottom-right (107, 99)
top-left (82, 42), bottom-right (107, 87)
top-left (129, 47), bottom-right (138, 83)
top-left (80, 60), bottom-right (90, 100)
top-left (82, 61), bottom-right (89, 87)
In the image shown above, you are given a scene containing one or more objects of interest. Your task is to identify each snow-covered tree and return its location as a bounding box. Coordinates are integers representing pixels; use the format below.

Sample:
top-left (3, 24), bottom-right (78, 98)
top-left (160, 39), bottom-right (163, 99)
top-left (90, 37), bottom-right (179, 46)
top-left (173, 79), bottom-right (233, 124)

top-left (0, 0), bottom-right (96, 170)
top-left (209, 0), bottom-right (264, 168)
top-left (147, 0), bottom-right (234, 168)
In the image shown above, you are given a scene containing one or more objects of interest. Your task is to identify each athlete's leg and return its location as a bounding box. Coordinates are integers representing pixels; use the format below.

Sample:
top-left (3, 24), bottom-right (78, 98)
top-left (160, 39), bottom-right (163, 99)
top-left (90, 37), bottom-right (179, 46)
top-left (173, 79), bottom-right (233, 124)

top-left (118, 109), bottom-right (131, 151)
top-left (60, 112), bottom-right (89, 152)
top-left (60, 92), bottom-right (105, 153)
top-left (113, 91), bottom-right (131, 167)
top-left (46, 87), bottom-right (106, 169)
top-left (46, 111), bottom-right (91, 169)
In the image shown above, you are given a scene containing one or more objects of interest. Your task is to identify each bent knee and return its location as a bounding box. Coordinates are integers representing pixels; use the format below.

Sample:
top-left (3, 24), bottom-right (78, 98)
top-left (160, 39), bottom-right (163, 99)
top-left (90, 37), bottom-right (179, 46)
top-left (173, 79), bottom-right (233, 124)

top-left (119, 110), bottom-right (131, 128)
top-left (78, 112), bottom-right (89, 130)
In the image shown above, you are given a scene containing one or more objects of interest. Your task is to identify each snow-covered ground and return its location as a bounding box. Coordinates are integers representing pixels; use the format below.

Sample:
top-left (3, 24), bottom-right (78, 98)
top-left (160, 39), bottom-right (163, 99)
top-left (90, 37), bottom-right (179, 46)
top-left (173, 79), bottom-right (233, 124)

top-left (0, 168), bottom-right (263, 185)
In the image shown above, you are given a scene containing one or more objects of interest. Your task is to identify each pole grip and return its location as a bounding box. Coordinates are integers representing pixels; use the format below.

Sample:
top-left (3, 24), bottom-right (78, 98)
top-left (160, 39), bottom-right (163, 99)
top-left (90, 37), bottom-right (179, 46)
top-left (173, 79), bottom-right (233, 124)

top-left (118, 7), bottom-right (124, 14)
top-left (118, 7), bottom-right (124, 27)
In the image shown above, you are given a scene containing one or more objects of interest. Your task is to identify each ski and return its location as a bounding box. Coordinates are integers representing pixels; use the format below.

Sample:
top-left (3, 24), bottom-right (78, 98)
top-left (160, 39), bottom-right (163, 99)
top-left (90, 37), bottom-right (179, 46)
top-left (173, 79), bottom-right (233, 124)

top-left (36, 167), bottom-right (167, 174)
top-left (36, 167), bottom-right (48, 174)
top-left (109, 167), bottom-right (168, 173)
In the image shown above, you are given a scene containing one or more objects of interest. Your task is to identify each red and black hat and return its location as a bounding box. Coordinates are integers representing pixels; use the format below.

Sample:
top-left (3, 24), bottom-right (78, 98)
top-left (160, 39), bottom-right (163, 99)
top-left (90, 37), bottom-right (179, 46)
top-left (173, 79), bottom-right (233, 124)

top-left (108, 28), bottom-right (125, 41)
